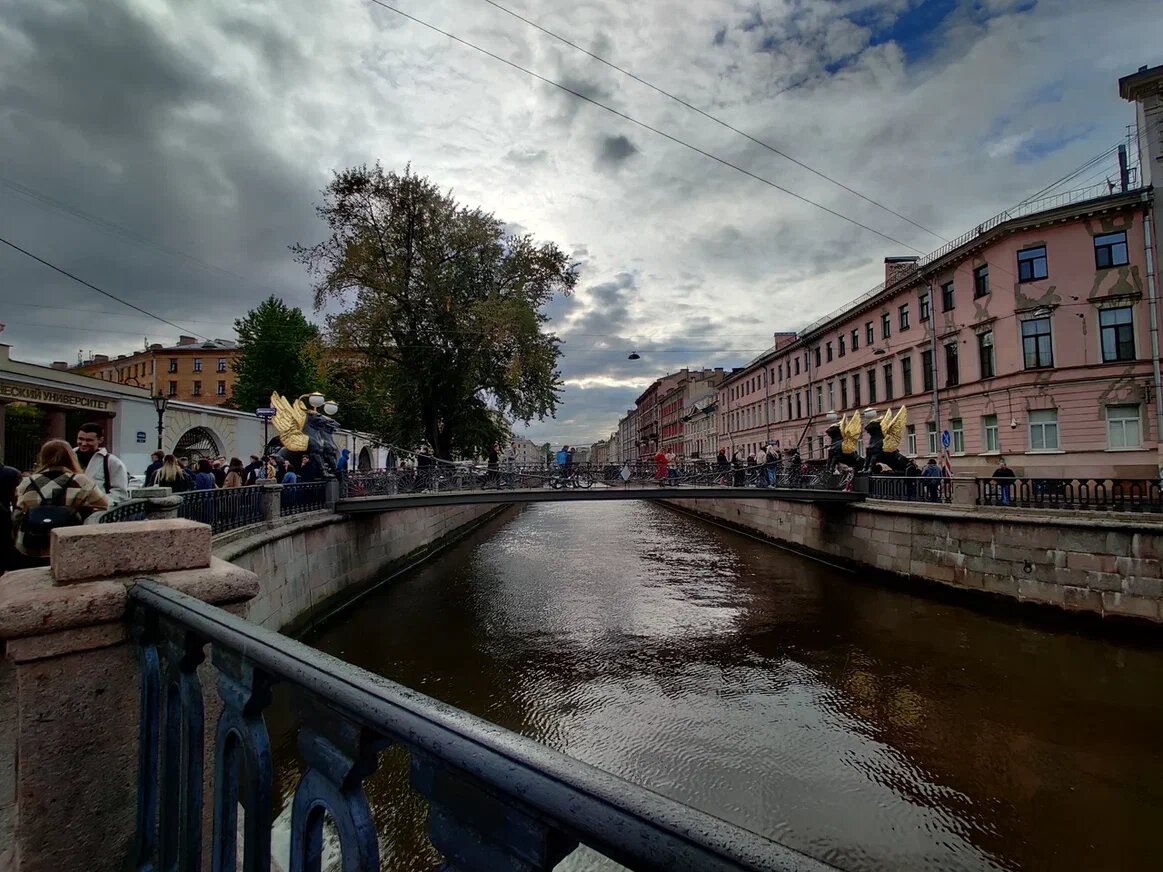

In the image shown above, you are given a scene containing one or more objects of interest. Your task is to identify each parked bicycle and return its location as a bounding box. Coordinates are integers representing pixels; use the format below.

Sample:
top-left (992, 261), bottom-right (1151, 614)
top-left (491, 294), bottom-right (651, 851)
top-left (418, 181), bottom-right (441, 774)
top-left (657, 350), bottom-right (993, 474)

top-left (549, 464), bottom-right (593, 489)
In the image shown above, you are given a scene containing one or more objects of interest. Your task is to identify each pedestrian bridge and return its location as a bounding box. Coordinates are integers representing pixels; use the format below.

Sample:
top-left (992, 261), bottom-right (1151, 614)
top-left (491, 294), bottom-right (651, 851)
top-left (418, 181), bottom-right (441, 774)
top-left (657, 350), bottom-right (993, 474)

top-left (335, 484), bottom-right (863, 513)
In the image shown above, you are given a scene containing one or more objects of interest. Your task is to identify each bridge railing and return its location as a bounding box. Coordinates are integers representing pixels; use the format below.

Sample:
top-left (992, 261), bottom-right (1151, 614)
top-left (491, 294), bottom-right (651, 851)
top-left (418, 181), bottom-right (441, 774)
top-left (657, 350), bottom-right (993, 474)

top-left (976, 477), bottom-right (1163, 512)
top-left (178, 486), bottom-right (266, 533)
top-left (90, 498), bottom-right (151, 524)
top-left (868, 474), bottom-right (953, 504)
top-left (128, 579), bottom-right (833, 872)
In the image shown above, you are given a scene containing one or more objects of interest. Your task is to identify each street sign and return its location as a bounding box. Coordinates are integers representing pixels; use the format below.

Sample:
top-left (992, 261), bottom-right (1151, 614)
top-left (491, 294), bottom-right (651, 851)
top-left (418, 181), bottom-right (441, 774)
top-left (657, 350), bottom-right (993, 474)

top-left (136, 431), bottom-right (147, 444)
top-left (255, 407), bottom-right (275, 419)
top-left (620, 464), bottom-right (632, 482)
top-left (941, 429), bottom-right (951, 449)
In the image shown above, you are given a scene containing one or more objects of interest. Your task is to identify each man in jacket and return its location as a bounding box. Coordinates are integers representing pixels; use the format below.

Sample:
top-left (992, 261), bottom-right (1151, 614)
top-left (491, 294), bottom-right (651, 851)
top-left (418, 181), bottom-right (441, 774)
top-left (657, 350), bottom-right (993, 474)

top-left (75, 422), bottom-right (130, 504)
top-left (144, 450), bottom-right (164, 486)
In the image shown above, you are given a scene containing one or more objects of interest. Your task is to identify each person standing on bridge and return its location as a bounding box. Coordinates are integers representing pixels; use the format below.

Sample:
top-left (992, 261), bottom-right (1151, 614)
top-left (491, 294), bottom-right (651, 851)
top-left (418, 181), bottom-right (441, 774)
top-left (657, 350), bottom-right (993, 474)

top-left (487, 442), bottom-right (500, 488)
top-left (654, 448), bottom-right (668, 486)
top-left (75, 422), bottom-right (129, 505)
top-left (716, 448), bottom-right (730, 484)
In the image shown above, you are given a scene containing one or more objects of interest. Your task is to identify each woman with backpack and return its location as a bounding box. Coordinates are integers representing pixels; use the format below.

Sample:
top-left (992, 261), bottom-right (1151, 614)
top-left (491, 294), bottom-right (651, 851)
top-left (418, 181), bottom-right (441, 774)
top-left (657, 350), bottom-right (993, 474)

top-left (12, 440), bottom-right (108, 564)
top-left (154, 455), bottom-right (191, 493)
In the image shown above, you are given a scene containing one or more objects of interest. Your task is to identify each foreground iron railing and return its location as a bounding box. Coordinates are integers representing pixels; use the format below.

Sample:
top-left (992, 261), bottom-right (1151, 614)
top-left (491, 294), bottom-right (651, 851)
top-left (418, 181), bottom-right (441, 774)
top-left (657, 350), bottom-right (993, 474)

top-left (128, 581), bottom-right (833, 872)
top-left (976, 477), bottom-right (1163, 512)
top-left (93, 498), bottom-right (150, 524)
top-left (869, 474), bottom-right (952, 504)
top-left (280, 481), bottom-right (327, 516)
top-left (179, 487), bottom-right (265, 534)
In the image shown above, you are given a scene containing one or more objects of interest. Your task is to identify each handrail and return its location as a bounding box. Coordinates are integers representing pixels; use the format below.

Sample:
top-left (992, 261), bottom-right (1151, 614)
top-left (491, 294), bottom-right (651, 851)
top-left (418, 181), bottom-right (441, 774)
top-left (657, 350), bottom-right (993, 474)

top-left (128, 580), bottom-right (834, 871)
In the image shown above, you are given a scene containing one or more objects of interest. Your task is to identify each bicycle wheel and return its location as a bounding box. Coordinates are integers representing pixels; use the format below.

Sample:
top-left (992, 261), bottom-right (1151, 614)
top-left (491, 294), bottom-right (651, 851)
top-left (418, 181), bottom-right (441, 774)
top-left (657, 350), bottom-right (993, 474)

top-left (575, 469), bottom-right (593, 489)
top-left (549, 474), bottom-right (564, 489)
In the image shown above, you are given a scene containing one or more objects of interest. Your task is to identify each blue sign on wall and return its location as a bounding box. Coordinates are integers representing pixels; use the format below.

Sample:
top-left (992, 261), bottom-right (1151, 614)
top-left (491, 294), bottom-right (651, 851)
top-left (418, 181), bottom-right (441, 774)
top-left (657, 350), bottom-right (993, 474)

top-left (136, 431), bottom-right (147, 444)
top-left (941, 429), bottom-right (951, 449)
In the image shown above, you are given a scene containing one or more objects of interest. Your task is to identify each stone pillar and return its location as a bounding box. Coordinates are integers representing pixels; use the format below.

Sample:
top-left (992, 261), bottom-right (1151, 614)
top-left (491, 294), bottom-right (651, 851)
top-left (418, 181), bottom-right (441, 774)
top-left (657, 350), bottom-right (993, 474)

top-left (45, 410), bottom-right (66, 442)
top-left (0, 519), bottom-right (258, 872)
top-left (260, 481), bottom-right (282, 522)
top-left (325, 478), bottom-right (340, 509)
top-left (951, 478), bottom-right (977, 507)
top-left (144, 495), bottom-right (183, 520)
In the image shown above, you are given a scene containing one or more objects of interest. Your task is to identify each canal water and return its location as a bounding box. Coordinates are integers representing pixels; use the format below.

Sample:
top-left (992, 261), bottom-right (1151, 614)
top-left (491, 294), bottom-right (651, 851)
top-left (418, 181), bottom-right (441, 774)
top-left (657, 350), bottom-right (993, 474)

top-left (270, 502), bottom-right (1163, 870)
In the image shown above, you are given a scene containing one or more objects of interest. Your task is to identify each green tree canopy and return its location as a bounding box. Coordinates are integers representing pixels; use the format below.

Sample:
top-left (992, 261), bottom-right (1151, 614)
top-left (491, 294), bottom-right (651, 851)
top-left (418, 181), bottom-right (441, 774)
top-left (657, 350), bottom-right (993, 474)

top-left (293, 165), bottom-right (576, 458)
top-left (230, 296), bottom-right (322, 412)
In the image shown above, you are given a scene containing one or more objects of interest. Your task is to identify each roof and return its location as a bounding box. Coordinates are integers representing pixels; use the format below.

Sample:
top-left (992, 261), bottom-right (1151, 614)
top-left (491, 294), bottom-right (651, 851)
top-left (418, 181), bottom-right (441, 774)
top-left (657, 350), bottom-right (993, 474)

top-left (1119, 64), bottom-right (1163, 100)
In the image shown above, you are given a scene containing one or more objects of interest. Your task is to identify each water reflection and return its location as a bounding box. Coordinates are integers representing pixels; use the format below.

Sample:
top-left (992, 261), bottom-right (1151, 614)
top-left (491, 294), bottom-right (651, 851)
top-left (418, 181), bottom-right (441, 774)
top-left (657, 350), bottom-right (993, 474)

top-left (270, 502), bottom-right (1163, 871)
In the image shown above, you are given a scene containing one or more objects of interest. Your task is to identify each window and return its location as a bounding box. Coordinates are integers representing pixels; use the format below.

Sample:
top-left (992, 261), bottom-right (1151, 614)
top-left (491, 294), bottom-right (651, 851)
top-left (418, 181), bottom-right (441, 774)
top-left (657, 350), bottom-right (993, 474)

top-left (901, 356), bottom-right (913, 395)
top-left (941, 281), bottom-right (955, 312)
top-left (853, 373), bottom-right (862, 407)
top-left (950, 418), bottom-right (964, 453)
top-left (794, 358), bottom-right (800, 376)
top-left (919, 292), bottom-right (930, 322)
top-left (851, 329), bottom-right (859, 351)
top-left (1028, 409), bottom-right (1059, 450)
top-left (796, 393), bottom-right (802, 418)
top-left (926, 422), bottom-right (938, 454)
top-left (814, 347), bottom-right (821, 368)
top-left (1017, 245), bottom-right (1048, 282)
top-left (865, 322), bottom-right (874, 345)
top-left (1094, 231), bottom-right (1129, 269)
top-left (838, 335), bottom-right (846, 357)
top-left (816, 386), bottom-right (823, 414)
top-left (1107, 404), bottom-right (1142, 449)
top-left (973, 265), bottom-right (990, 298)
top-left (168, 380), bottom-right (177, 397)
top-left (193, 358), bottom-right (202, 373)
top-left (840, 377), bottom-right (848, 409)
top-left (217, 380), bottom-right (227, 397)
top-left (881, 312), bottom-right (891, 339)
top-left (906, 424), bottom-right (917, 456)
top-left (921, 349), bottom-right (934, 392)
top-left (192, 380), bottom-right (202, 396)
top-left (777, 363), bottom-right (783, 382)
top-left (217, 358), bottom-right (227, 372)
top-left (168, 358), bottom-right (178, 373)
top-left (899, 304), bottom-right (910, 331)
top-left (1100, 307), bottom-right (1135, 362)
top-left (978, 331), bottom-right (995, 379)
top-left (883, 363), bottom-right (894, 401)
top-left (827, 382), bottom-right (835, 410)
top-left (945, 342), bottom-right (959, 387)
top-left (983, 415), bottom-right (999, 453)
top-left (826, 341), bottom-right (833, 362)
top-left (1021, 317), bottom-right (1053, 369)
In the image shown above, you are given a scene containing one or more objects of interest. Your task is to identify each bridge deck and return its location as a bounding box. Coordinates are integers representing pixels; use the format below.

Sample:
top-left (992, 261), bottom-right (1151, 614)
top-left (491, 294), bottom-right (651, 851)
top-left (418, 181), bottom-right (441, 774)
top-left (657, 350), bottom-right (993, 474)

top-left (335, 485), bottom-right (863, 513)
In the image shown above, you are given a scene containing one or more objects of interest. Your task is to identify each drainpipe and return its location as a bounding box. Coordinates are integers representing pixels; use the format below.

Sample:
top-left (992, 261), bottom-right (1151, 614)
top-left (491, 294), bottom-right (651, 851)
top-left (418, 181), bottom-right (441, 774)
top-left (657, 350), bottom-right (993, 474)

top-left (1143, 201), bottom-right (1163, 476)
top-left (928, 278), bottom-right (941, 458)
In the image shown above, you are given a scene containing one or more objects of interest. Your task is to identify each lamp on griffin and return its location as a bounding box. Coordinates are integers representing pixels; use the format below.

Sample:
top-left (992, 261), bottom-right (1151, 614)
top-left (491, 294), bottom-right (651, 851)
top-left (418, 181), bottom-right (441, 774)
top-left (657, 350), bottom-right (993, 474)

top-left (862, 407), bottom-right (879, 418)
top-left (825, 409), bottom-right (839, 421)
top-left (308, 392), bottom-right (325, 409)
top-left (322, 400), bottom-right (339, 416)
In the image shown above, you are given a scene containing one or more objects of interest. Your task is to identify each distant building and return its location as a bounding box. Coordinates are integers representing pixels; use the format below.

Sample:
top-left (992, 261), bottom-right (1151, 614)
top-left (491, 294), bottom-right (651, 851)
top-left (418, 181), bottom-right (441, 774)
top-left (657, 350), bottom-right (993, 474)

top-left (636, 368), bottom-right (725, 461)
top-left (509, 436), bottom-right (542, 466)
top-left (616, 410), bottom-right (636, 464)
top-left (572, 445), bottom-right (590, 464)
top-left (590, 439), bottom-right (608, 466)
top-left (70, 335), bottom-right (241, 407)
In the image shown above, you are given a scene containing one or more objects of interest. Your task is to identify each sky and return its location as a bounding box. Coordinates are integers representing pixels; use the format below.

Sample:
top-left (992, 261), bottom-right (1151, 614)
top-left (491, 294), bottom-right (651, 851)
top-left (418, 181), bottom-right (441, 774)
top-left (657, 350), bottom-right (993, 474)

top-left (0, 0), bottom-right (1157, 447)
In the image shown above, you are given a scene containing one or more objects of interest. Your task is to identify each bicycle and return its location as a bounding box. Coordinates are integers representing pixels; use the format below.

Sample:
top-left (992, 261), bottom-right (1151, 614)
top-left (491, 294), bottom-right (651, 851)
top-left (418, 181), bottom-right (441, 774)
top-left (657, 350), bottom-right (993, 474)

top-left (549, 465), bottom-right (593, 489)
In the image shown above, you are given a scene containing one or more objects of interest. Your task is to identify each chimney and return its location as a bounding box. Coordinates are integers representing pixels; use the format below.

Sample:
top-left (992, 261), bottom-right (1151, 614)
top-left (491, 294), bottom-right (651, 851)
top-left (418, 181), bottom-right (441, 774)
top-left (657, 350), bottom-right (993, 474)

top-left (177, 335), bottom-right (197, 346)
top-left (773, 332), bottom-right (797, 351)
top-left (884, 256), bottom-right (920, 286)
top-left (51, 362), bottom-right (70, 371)
top-left (93, 354), bottom-right (109, 364)
top-left (149, 343), bottom-right (163, 351)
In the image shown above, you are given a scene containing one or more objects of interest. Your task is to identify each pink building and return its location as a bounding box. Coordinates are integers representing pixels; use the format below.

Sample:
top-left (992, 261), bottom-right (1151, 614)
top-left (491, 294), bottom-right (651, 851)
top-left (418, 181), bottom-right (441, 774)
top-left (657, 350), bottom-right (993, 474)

top-left (719, 181), bottom-right (1161, 479)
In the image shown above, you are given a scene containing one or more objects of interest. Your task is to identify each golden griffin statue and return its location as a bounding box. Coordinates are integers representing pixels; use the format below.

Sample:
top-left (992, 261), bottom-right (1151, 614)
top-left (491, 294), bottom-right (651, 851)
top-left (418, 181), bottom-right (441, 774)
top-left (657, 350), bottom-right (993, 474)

top-left (864, 406), bottom-right (916, 474)
top-left (269, 391), bottom-right (341, 477)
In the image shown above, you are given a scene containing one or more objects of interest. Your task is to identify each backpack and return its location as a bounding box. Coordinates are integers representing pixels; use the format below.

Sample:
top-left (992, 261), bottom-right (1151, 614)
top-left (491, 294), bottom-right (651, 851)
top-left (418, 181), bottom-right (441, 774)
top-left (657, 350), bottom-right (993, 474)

top-left (21, 475), bottom-right (80, 552)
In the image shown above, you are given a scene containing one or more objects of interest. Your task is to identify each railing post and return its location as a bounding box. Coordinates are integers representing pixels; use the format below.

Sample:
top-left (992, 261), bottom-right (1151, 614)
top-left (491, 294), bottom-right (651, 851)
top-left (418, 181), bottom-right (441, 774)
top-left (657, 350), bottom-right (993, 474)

top-left (260, 482), bottom-right (282, 523)
top-left (146, 495), bottom-right (185, 520)
top-left (325, 478), bottom-right (340, 511)
top-left (410, 753), bottom-right (578, 871)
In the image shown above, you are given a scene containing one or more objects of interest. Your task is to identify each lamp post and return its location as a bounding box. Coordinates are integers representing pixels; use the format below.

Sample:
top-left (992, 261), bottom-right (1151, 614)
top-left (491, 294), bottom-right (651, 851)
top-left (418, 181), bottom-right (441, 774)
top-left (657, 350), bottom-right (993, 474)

top-left (151, 392), bottom-right (169, 451)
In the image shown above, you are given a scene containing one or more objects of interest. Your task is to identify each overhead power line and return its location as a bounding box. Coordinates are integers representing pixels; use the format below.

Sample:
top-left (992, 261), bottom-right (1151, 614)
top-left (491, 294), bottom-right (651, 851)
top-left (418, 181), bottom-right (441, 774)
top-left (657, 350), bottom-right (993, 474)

top-left (366, 0), bottom-right (926, 254)
top-left (0, 234), bottom-right (208, 340)
top-left (477, 0), bottom-right (946, 243)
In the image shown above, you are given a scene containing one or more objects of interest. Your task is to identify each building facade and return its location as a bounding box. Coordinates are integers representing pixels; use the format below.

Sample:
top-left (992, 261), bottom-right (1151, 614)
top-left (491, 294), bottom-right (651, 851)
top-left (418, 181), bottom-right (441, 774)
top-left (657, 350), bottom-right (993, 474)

top-left (616, 410), bottom-right (636, 465)
top-left (720, 184), bottom-right (1160, 478)
top-left (70, 336), bottom-right (242, 407)
top-left (636, 369), bottom-right (725, 461)
top-left (510, 436), bottom-right (543, 466)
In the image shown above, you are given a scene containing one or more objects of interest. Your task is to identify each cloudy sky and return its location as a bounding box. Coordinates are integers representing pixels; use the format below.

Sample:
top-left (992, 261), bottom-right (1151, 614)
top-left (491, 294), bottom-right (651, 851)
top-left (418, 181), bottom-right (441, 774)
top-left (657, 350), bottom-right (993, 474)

top-left (1, 0), bottom-right (1156, 446)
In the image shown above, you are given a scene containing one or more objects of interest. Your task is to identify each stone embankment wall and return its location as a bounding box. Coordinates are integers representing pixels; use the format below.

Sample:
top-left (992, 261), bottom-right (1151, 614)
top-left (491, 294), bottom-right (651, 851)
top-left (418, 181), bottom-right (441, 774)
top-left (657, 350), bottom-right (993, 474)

top-left (215, 503), bottom-right (505, 634)
top-left (665, 497), bottom-right (1163, 624)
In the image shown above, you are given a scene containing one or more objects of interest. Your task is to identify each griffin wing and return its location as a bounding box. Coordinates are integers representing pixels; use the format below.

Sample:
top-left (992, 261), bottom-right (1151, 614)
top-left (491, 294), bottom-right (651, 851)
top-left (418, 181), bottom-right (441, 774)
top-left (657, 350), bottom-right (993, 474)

top-left (882, 406), bottom-right (908, 453)
top-left (271, 392), bottom-right (309, 452)
top-left (840, 412), bottom-right (863, 454)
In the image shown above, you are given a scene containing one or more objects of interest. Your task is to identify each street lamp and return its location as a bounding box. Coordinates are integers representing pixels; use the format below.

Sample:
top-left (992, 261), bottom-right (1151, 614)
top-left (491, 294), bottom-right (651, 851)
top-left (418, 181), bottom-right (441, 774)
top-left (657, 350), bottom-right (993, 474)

top-left (151, 392), bottom-right (169, 450)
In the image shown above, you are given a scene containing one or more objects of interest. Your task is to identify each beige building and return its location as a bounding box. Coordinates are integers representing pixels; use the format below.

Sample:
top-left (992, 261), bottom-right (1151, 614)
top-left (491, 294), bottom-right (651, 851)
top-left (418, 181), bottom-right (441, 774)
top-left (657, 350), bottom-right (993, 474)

top-left (71, 335), bottom-right (241, 407)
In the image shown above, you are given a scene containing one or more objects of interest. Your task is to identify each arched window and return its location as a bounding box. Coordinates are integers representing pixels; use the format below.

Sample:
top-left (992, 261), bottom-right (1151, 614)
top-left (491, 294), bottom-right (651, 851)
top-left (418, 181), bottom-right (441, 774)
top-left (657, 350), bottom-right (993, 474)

top-left (173, 426), bottom-right (222, 462)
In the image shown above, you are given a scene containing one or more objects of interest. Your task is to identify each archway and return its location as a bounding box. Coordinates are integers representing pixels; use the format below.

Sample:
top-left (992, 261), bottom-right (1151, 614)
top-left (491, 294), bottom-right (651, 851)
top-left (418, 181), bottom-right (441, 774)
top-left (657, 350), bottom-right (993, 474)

top-left (173, 426), bottom-right (223, 462)
top-left (358, 447), bottom-right (372, 471)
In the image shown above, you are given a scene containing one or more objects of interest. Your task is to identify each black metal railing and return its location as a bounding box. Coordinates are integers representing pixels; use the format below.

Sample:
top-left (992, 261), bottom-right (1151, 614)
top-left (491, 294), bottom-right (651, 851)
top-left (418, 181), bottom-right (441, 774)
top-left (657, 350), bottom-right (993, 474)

top-left (128, 580), bottom-right (834, 872)
top-left (976, 477), bottom-right (1163, 513)
top-left (93, 499), bottom-right (151, 524)
top-left (280, 481), bottom-right (327, 516)
top-left (869, 474), bottom-right (952, 504)
top-left (178, 487), bottom-right (264, 534)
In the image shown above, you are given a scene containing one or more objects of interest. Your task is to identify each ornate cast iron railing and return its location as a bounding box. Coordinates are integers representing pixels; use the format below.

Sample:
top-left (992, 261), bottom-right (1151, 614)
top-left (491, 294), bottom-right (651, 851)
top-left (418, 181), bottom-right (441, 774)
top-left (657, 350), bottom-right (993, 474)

top-left (128, 580), bottom-right (833, 872)
top-left (869, 474), bottom-right (952, 504)
top-left (179, 487), bottom-right (265, 533)
top-left (93, 498), bottom-right (151, 524)
top-left (976, 477), bottom-right (1163, 513)
top-left (279, 482), bottom-right (328, 516)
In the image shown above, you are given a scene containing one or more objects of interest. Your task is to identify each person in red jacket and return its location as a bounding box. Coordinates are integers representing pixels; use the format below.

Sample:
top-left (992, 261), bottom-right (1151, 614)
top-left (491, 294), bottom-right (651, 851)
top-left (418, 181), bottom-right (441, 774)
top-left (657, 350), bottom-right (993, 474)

top-left (654, 449), bottom-right (668, 485)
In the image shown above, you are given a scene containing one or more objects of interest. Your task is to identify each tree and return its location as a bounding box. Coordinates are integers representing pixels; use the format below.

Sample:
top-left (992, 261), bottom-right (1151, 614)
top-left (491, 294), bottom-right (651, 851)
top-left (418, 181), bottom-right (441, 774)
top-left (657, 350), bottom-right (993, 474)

top-left (293, 165), bottom-right (576, 459)
top-left (230, 296), bottom-right (322, 412)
